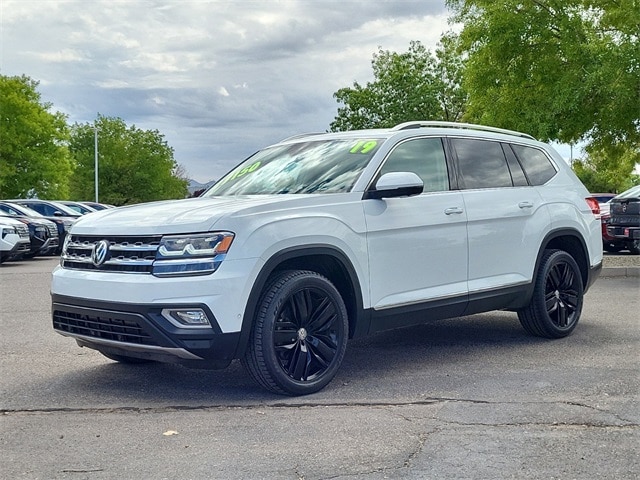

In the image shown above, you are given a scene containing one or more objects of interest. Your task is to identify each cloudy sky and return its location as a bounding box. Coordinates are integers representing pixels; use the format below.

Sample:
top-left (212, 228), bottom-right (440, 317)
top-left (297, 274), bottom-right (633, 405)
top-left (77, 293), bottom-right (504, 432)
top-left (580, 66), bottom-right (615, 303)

top-left (1, 0), bottom-right (456, 183)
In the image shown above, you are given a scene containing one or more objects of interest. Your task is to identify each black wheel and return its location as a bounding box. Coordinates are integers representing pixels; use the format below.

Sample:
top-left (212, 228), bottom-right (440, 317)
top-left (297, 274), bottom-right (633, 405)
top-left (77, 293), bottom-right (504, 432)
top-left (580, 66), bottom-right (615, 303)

top-left (242, 270), bottom-right (348, 396)
top-left (100, 351), bottom-right (154, 364)
top-left (518, 249), bottom-right (584, 339)
top-left (628, 240), bottom-right (640, 255)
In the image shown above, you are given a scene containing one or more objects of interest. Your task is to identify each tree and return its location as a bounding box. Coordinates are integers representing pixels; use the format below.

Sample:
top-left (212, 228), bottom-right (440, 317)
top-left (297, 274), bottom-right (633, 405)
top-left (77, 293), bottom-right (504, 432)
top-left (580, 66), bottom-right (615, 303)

top-left (446, 0), bottom-right (640, 147)
top-left (572, 142), bottom-right (640, 193)
top-left (330, 35), bottom-right (467, 132)
top-left (69, 116), bottom-right (188, 205)
top-left (0, 74), bottom-right (72, 199)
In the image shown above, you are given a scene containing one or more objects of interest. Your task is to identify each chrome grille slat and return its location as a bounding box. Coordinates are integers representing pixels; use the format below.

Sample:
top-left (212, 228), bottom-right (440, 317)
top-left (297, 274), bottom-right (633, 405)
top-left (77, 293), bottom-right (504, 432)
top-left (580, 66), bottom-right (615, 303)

top-left (61, 234), bottom-right (162, 273)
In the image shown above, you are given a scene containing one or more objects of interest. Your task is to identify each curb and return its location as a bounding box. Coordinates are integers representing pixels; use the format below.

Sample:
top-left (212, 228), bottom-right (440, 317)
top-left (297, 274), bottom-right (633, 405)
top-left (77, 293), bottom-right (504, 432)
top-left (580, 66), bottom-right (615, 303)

top-left (600, 267), bottom-right (640, 277)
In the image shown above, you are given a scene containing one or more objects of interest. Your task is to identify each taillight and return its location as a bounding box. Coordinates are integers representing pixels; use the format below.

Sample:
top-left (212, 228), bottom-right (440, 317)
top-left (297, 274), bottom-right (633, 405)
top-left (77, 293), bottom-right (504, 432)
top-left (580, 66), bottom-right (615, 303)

top-left (585, 197), bottom-right (600, 216)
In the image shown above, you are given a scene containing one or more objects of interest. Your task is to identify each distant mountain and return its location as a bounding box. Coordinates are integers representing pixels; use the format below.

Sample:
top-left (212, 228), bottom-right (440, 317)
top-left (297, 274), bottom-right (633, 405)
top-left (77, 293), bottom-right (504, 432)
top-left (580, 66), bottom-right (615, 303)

top-left (187, 179), bottom-right (216, 196)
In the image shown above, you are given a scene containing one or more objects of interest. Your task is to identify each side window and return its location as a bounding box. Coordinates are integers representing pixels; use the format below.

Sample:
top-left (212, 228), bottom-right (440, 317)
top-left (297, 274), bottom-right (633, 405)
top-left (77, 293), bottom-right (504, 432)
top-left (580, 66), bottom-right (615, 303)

top-left (502, 143), bottom-right (529, 187)
top-left (378, 138), bottom-right (449, 192)
top-left (23, 203), bottom-right (45, 215)
top-left (511, 144), bottom-right (557, 185)
top-left (452, 138), bottom-right (512, 189)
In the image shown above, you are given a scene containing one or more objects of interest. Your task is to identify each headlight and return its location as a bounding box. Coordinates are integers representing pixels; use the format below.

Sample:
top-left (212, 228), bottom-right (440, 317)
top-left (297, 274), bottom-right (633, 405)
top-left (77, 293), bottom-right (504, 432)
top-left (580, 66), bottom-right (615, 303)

top-left (1, 227), bottom-right (17, 239)
top-left (152, 232), bottom-right (234, 277)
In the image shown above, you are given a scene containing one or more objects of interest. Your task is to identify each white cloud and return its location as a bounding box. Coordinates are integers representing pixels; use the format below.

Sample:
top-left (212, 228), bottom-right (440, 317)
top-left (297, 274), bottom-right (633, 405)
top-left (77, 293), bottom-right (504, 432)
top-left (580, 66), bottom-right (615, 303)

top-left (1, 0), bottom-right (450, 182)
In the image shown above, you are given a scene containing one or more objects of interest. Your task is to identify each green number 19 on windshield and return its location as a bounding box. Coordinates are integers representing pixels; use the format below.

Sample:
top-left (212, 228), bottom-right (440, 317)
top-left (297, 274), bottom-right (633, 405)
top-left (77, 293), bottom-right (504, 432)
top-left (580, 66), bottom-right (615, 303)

top-left (349, 140), bottom-right (378, 154)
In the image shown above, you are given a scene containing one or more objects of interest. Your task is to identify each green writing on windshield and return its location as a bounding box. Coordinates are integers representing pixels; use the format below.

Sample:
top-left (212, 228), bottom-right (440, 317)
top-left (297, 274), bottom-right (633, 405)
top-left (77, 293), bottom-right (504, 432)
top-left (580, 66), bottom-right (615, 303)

top-left (349, 140), bottom-right (378, 154)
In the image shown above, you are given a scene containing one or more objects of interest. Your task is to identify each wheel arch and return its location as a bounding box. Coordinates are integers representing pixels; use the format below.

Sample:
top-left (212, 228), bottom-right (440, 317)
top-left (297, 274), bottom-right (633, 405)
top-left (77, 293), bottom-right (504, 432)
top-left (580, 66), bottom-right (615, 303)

top-left (538, 228), bottom-right (591, 291)
top-left (234, 245), bottom-right (366, 358)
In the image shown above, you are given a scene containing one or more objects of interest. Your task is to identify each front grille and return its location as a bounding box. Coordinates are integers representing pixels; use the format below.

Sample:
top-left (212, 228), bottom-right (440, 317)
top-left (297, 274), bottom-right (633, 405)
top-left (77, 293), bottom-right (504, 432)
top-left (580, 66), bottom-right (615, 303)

top-left (53, 308), bottom-right (157, 346)
top-left (61, 234), bottom-right (162, 273)
top-left (15, 224), bottom-right (29, 239)
top-left (46, 224), bottom-right (58, 237)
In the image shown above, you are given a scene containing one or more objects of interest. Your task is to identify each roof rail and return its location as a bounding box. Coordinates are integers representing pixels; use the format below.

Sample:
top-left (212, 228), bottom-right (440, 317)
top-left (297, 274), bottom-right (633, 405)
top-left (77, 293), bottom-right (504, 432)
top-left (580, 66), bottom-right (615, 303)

top-left (280, 132), bottom-right (326, 142)
top-left (391, 121), bottom-right (535, 140)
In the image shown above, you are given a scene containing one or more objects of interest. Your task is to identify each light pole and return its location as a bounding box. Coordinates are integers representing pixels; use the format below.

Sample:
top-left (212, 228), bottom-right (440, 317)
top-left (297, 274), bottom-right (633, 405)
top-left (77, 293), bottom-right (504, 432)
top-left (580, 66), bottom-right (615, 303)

top-left (94, 126), bottom-right (99, 202)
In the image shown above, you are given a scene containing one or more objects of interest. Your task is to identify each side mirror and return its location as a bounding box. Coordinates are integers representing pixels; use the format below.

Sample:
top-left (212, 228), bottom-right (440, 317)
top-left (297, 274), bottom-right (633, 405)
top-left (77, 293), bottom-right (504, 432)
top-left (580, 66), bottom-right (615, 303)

top-left (364, 172), bottom-right (424, 200)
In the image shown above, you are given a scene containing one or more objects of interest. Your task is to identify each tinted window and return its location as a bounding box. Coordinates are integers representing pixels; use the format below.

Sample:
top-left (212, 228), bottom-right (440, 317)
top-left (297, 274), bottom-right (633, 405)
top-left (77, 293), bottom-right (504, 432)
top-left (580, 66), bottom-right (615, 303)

top-left (502, 144), bottom-right (529, 187)
top-left (511, 145), bottom-right (557, 185)
top-left (452, 138), bottom-right (512, 189)
top-left (378, 138), bottom-right (449, 192)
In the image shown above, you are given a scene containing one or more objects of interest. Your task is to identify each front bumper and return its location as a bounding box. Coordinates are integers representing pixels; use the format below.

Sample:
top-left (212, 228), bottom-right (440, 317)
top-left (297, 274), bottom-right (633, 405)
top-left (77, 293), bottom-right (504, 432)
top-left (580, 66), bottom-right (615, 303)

top-left (52, 294), bottom-right (240, 368)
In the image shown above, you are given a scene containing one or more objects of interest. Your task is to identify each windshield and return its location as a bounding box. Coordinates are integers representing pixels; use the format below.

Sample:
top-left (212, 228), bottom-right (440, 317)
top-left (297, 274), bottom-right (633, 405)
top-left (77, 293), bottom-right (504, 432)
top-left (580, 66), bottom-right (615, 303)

top-left (204, 138), bottom-right (383, 196)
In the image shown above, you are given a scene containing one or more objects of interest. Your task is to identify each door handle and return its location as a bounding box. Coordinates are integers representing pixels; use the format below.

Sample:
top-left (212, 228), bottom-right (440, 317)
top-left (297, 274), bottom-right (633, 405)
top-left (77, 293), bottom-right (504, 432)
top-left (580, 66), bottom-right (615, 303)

top-left (444, 207), bottom-right (464, 215)
top-left (518, 201), bottom-right (534, 209)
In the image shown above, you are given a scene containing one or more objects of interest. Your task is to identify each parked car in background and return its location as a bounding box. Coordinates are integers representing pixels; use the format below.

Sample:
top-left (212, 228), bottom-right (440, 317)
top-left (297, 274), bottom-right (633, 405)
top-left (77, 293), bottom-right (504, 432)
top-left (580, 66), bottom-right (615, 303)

top-left (2, 201), bottom-right (77, 255)
top-left (0, 217), bottom-right (30, 263)
top-left (0, 210), bottom-right (59, 258)
top-left (81, 201), bottom-right (116, 211)
top-left (57, 201), bottom-right (98, 215)
top-left (591, 193), bottom-right (616, 205)
top-left (591, 193), bottom-right (621, 253)
top-left (606, 185), bottom-right (640, 254)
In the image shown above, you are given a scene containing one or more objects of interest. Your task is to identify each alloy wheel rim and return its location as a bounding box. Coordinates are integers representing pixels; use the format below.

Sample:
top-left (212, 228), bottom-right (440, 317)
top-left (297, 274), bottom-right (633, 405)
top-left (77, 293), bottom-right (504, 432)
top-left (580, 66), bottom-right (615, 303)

top-left (273, 287), bottom-right (340, 382)
top-left (544, 260), bottom-right (580, 328)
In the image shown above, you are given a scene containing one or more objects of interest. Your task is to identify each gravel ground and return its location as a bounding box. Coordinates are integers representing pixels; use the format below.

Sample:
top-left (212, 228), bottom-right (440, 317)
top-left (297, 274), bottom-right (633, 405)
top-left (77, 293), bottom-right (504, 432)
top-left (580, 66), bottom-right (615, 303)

top-left (603, 253), bottom-right (640, 268)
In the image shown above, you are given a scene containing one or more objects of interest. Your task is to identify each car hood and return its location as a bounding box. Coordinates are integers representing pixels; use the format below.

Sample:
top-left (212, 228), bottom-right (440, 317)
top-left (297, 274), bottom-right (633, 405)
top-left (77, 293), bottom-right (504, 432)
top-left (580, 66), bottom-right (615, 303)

top-left (69, 195), bottom-right (353, 235)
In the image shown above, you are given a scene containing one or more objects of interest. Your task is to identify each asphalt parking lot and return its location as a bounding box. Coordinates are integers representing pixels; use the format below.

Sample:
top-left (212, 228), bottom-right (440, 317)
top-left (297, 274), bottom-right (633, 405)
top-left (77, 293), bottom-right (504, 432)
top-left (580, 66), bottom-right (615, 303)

top-left (1, 256), bottom-right (639, 479)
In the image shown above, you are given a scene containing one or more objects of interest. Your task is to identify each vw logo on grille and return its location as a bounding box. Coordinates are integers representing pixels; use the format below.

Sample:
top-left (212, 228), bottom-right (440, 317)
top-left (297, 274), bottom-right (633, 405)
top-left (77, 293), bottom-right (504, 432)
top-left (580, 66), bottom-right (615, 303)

top-left (91, 240), bottom-right (110, 267)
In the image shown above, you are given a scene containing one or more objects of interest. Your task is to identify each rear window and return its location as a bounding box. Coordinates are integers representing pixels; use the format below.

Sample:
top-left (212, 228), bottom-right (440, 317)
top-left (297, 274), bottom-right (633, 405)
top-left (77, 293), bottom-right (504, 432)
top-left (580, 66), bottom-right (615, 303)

top-left (511, 145), bottom-right (557, 185)
top-left (452, 138), bottom-right (512, 189)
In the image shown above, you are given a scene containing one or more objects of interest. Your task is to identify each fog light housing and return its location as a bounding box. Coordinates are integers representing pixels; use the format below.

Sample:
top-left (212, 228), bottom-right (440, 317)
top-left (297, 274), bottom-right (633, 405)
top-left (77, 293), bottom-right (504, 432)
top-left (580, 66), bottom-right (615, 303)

top-left (161, 308), bottom-right (211, 328)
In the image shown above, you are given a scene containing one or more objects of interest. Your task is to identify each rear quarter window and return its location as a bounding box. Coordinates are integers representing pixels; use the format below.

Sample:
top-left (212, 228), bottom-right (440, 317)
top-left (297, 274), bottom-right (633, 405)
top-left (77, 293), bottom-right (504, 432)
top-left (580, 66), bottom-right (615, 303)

top-left (511, 145), bottom-right (557, 185)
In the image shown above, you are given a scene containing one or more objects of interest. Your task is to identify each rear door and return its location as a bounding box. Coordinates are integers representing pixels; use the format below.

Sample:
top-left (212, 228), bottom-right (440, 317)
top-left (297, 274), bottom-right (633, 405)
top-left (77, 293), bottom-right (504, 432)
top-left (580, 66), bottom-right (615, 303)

top-left (450, 138), bottom-right (550, 293)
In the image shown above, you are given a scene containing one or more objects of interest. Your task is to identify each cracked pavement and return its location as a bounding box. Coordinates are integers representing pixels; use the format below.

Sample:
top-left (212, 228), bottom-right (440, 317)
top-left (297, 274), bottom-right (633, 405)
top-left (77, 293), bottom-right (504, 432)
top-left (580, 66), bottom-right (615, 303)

top-left (1, 258), bottom-right (638, 479)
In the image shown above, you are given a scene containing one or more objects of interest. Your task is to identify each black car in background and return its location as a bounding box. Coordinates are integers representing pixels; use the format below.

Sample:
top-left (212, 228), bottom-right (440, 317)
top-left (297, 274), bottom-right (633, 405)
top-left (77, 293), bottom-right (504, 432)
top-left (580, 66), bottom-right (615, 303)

top-left (0, 201), bottom-right (75, 255)
top-left (0, 214), bottom-right (58, 258)
top-left (606, 185), bottom-right (640, 255)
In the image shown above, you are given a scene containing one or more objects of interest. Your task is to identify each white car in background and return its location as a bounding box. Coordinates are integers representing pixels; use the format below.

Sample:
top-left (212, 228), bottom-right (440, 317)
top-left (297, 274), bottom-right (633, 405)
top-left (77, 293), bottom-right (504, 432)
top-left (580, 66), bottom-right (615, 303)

top-left (0, 217), bottom-right (30, 263)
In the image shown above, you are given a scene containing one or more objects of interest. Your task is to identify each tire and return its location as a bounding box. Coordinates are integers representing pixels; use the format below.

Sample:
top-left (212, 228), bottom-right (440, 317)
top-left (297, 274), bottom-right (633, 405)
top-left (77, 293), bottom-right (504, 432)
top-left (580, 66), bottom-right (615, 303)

top-left (242, 270), bottom-right (349, 396)
top-left (518, 249), bottom-right (584, 339)
top-left (628, 240), bottom-right (640, 255)
top-left (100, 352), bottom-right (154, 364)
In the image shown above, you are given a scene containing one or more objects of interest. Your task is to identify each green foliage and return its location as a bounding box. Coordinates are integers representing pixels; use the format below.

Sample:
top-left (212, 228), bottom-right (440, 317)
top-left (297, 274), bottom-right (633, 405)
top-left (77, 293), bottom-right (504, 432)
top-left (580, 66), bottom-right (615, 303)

top-left (330, 35), bottom-right (467, 131)
top-left (0, 74), bottom-right (72, 198)
top-left (572, 141), bottom-right (640, 193)
top-left (69, 116), bottom-right (188, 205)
top-left (446, 0), bottom-right (640, 147)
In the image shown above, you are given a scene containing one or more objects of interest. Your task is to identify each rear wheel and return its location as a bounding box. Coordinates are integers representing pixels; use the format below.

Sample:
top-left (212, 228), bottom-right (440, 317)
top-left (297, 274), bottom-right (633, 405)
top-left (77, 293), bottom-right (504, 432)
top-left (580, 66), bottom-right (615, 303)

top-left (518, 249), bottom-right (584, 338)
top-left (242, 270), bottom-right (348, 396)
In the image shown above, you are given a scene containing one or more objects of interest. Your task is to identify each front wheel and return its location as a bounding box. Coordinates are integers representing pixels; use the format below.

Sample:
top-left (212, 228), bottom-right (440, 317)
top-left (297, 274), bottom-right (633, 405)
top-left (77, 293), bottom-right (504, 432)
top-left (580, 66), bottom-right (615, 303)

top-left (242, 270), bottom-right (348, 396)
top-left (518, 249), bottom-right (584, 339)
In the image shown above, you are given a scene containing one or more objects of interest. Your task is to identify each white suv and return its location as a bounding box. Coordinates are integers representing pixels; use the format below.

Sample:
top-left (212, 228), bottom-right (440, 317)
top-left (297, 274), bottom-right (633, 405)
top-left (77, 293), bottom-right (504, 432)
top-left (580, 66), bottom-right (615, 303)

top-left (1, 217), bottom-right (31, 263)
top-left (51, 121), bottom-right (603, 395)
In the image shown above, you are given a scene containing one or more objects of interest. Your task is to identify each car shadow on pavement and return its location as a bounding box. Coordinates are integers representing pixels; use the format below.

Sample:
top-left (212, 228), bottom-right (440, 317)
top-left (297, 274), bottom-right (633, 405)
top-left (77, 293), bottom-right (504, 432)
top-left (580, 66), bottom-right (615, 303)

top-left (28, 310), bottom-right (612, 407)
